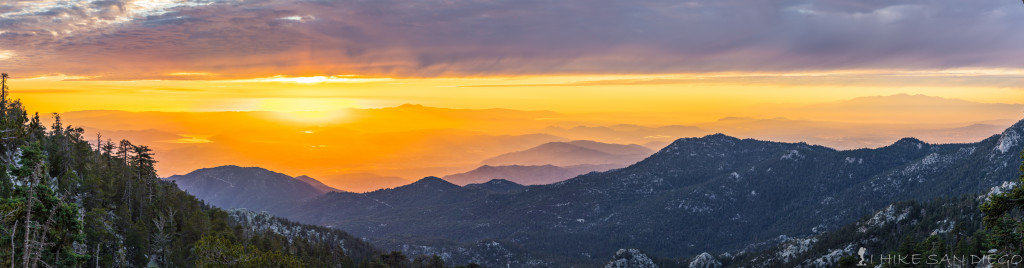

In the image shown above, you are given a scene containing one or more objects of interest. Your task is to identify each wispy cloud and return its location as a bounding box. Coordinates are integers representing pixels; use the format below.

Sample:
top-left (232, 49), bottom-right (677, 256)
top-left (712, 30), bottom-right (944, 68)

top-left (1, 0), bottom-right (1022, 79)
top-left (460, 70), bottom-right (1024, 89)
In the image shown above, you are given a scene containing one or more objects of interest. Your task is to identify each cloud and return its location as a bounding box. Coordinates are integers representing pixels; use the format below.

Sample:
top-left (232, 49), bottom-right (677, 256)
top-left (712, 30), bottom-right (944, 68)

top-left (1, 0), bottom-right (1022, 79)
top-left (459, 71), bottom-right (1024, 89)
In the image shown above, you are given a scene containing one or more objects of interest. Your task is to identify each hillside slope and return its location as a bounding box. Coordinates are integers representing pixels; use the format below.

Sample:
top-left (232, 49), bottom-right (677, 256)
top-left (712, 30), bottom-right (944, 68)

top-left (166, 166), bottom-right (325, 214)
top-left (294, 175), bottom-right (342, 194)
top-left (279, 118), bottom-right (1024, 265)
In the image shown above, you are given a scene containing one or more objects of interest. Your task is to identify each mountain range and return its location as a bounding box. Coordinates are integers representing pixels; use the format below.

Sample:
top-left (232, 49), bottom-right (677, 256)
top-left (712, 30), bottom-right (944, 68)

top-left (56, 94), bottom-right (1022, 193)
top-left (441, 140), bottom-right (654, 185)
top-left (481, 140), bottom-right (654, 167)
top-left (168, 118), bottom-right (1024, 266)
top-left (725, 192), bottom-right (990, 267)
top-left (442, 164), bottom-right (621, 185)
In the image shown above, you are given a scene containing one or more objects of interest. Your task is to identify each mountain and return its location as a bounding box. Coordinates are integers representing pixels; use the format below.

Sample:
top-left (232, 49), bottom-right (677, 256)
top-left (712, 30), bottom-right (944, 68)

top-left (464, 179), bottom-right (527, 194)
top-left (287, 176), bottom-right (485, 226)
top-left (262, 118), bottom-right (1024, 266)
top-left (482, 140), bottom-right (653, 166)
top-left (694, 115), bottom-right (1020, 150)
top-left (725, 188), bottom-right (996, 267)
top-left (165, 165), bottom-right (324, 213)
top-left (442, 164), bottom-right (622, 185)
top-left (294, 175), bottom-right (341, 194)
top-left (321, 172), bottom-right (413, 193)
top-left (542, 124), bottom-right (710, 148)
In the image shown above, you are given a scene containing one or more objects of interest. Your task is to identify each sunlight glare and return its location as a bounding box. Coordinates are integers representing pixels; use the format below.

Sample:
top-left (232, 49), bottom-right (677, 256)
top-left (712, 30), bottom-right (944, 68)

top-left (257, 98), bottom-right (354, 124)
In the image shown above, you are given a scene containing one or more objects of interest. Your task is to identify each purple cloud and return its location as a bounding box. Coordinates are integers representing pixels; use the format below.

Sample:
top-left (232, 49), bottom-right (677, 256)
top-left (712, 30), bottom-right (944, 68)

top-left (0, 0), bottom-right (1022, 78)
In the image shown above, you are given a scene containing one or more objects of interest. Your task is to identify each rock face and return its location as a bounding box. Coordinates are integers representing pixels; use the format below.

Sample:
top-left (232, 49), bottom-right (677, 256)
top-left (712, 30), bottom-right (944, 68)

top-left (605, 249), bottom-right (658, 268)
top-left (688, 252), bottom-right (721, 268)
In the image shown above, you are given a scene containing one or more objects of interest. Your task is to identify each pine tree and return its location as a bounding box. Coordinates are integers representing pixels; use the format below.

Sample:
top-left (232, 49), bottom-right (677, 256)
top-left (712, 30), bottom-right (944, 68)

top-left (980, 153), bottom-right (1024, 255)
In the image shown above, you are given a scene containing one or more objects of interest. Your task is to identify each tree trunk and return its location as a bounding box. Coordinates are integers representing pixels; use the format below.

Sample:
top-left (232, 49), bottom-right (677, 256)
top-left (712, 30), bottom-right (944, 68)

top-left (10, 221), bottom-right (17, 268)
top-left (22, 172), bottom-right (35, 268)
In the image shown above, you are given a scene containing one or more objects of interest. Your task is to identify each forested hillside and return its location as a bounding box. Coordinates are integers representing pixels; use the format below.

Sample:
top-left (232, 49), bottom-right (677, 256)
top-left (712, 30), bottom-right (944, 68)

top-left (725, 194), bottom-right (989, 267)
top-left (0, 74), bottom-right (384, 267)
top-left (721, 167), bottom-right (1024, 268)
top-left (195, 118), bottom-right (1020, 266)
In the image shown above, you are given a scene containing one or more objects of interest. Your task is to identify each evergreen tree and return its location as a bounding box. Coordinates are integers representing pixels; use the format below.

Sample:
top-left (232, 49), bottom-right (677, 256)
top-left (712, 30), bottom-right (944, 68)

top-left (980, 153), bottom-right (1024, 255)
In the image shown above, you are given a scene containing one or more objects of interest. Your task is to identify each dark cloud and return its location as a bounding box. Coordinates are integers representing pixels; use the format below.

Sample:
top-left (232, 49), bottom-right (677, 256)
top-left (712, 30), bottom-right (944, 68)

top-left (0, 0), bottom-right (1022, 78)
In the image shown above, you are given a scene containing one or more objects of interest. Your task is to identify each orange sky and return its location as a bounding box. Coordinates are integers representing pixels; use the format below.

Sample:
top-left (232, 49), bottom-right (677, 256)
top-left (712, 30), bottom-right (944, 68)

top-left (12, 71), bottom-right (1021, 192)
top-left (11, 70), bottom-right (1024, 192)
top-left (3, 0), bottom-right (1024, 191)
top-left (14, 70), bottom-right (1024, 119)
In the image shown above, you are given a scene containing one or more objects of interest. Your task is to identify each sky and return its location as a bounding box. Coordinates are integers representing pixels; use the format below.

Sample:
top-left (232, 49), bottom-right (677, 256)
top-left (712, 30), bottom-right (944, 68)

top-left (1, 0), bottom-right (1023, 191)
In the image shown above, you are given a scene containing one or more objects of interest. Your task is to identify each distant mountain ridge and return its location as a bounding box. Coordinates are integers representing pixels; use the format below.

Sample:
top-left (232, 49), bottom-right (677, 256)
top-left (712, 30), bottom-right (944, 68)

top-left (166, 165), bottom-right (326, 214)
top-left (286, 118), bottom-right (1024, 265)
top-left (442, 164), bottom-right (622, 185)
top-left (463, 179), bottom-right (527, 194)
top-left (172, 118), bottom-right (1024, 266)
top-left (321, 173), bottom-right (412, 193)
top-left (294, 175), bottom-right (342, 194)
top-left (441, 140), bottom-right (653, 186)
top-left (481, 140), bottom-right (653, 167)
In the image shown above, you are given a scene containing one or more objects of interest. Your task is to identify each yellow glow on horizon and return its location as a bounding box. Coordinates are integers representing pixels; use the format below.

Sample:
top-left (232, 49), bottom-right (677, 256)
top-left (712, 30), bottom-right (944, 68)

top-left (229, 75), bottom-right (394, 84)
top-left (16, 69), bottom-right (1021, 190)
top-left (269, 111), bottom-right (350, 124)
top-left (8, 69), bottom-right (1023, 123)
top-left (254, 98), bottom-right (355, 124)
top-left (169, 72), bottom-right (214, 76)
top-left (169, 134), bottom-right (213, 144)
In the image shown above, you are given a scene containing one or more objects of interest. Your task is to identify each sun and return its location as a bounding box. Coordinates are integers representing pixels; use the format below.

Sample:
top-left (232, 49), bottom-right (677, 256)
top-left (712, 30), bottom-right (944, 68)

top-left (257, 98), bottom-right (354, 124)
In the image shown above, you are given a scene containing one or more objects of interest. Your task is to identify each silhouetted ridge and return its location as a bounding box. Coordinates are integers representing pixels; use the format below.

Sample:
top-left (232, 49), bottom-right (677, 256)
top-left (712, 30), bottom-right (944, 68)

top-left (482, 179), bottom-right (520, 185)
top-left (294, 175), bottom-right (341, 194)
top-left (1009, 116), bottom-right (1024, 129)
top-left (702, 133), bottom-right (735, 140)
top-left (166, 165), bottom-right (323, 213)
top-left (481, 140), bottom-right (653, 167)
top-left (464, 179), bottom-right (527, 193)
top-left (889, 137), bottom-right (926, 147)
top-left (443, 164), bottom-right (620, 185)
top-left (185, 165), bottom-right (285, 177)
top-left (408, 176), bottom-right (459, 188)
top-left (657, 133), bottom-right (748, 155)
